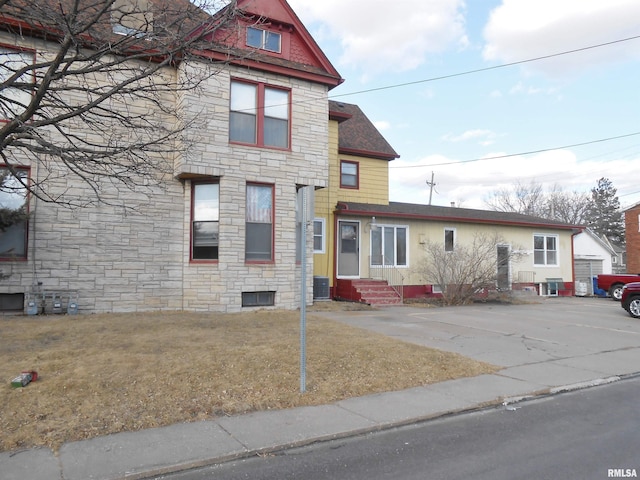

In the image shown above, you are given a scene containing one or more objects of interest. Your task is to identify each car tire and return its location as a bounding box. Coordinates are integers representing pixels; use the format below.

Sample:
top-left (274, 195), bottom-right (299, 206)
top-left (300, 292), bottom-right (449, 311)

top-left (627, 296), bottom-right (640, 319)
top-left (609, 284), bottom-right (624, 301)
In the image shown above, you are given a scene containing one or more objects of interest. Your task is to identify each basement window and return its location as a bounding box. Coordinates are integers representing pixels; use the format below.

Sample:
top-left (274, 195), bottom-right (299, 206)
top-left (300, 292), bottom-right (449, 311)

top-left (242, 291), bottom-right (275, 307)
top-left (0, 293), bottom-right (24, 311)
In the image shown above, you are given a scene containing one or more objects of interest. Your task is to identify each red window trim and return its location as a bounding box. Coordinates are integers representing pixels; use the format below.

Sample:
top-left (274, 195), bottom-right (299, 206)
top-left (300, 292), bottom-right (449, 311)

top-left (230, 78), bottom-right (291, 151)
top-left (0, 43), bottom-right (36, 125)
top-left (0, 164), bottom-right (30, 261)
top-left (340, 160), bottom-right (359, 189)
top-left (245, 181), bottom-right (275, 264)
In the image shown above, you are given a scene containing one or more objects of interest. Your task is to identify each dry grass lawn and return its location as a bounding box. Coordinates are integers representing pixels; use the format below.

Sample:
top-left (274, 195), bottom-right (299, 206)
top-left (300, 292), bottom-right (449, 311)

top-left (0, 303), bottom-right (497, 452)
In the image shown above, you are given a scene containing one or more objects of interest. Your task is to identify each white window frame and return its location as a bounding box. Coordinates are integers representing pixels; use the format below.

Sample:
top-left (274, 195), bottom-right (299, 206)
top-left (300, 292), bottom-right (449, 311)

top-left (313, 218), bottom-right (326, 254)
top-left (370, 224), bottom-right (408, 267)
top-left (533, 233), bottom-right (559, 266)
top-left (246, 26), bottom-right (282, 53)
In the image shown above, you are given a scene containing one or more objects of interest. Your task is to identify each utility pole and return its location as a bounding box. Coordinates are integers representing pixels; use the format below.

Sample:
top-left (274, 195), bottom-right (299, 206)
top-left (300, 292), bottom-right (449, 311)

top-left (426, 172), bottom-right (436, 205)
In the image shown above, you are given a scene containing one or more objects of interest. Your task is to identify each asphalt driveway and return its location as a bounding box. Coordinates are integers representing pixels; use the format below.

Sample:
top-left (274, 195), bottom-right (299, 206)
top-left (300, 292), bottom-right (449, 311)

top-left (318, 296), bottom-right (640, 389)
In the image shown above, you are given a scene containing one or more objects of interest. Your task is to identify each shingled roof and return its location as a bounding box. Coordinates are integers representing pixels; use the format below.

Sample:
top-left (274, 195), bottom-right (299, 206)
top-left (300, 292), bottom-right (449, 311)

top-left (329, 101), bottom-right (399, 161)
top-left (336, 201), bottom-right (583, 231)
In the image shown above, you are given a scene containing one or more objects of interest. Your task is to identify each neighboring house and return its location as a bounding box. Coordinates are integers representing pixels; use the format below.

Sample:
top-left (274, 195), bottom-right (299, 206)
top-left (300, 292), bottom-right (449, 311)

top-left (624, 201), bottom-right (640, 273)
top-left (573, 228), bottom-right (618, 295)
top-left (313, 101), bottom-right (580, 303)
top-left (600, 235), bottom-right (627, 274)
top-left (0, 0), bottom-right (342, 313)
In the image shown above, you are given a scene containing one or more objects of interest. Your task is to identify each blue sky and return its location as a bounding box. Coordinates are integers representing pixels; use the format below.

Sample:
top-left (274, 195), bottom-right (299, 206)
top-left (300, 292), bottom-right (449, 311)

top-left (288, 0), bottom-right (640, 210)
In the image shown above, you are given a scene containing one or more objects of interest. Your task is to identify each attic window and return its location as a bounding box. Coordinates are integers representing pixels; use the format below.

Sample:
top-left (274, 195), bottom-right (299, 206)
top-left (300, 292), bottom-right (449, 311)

top-left (247, 26), bottom-right (281, 53)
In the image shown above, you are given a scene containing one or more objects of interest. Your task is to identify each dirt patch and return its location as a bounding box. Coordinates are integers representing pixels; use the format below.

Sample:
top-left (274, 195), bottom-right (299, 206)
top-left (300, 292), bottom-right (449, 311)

top-left (0, 304), bottom-right (497, 452)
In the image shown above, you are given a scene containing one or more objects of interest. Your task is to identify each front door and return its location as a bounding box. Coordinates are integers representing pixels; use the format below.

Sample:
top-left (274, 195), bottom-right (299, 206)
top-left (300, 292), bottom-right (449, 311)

top-left (337, 220), bottom-right (359, 277)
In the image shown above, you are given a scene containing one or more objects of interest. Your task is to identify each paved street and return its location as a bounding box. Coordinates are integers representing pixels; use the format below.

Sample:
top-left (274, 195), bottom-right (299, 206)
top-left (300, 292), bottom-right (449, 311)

top-left (167, 375), bottom-right (640, 480)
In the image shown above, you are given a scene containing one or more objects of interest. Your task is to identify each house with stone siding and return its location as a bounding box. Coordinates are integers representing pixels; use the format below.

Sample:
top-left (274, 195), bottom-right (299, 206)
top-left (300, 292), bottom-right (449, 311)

top-left (0, 0), bottom-right (342, 314)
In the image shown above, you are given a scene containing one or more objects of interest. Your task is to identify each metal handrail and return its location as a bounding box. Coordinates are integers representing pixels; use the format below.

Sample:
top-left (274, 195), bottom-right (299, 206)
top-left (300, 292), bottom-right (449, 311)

top-left (369, 255), bottom-right (404, 302)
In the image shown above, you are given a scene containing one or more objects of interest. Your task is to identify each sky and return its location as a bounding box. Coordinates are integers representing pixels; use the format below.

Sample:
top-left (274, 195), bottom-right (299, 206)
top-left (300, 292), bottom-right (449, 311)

top-left (287, 0), bottom-right (640, 211)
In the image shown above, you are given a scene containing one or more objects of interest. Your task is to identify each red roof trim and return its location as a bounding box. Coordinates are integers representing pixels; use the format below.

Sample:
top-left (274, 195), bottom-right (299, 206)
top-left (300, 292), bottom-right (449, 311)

top-left (339, 147), bottom-right (399, 161)
top-left (194, 49), bottom-right (343, 87)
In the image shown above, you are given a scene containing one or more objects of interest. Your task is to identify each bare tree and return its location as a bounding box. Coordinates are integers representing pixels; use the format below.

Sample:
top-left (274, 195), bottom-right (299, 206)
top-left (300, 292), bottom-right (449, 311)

top-left (485, 180), bottom-right (590, 224)
top-left (485, 180), bottom-right (546, 217)
top-left (545, 185), bottom-right (590, 224)
top-left (415, 232), bottom-right (524, 306)
top-left (0, 0), bottom-right (248, 208)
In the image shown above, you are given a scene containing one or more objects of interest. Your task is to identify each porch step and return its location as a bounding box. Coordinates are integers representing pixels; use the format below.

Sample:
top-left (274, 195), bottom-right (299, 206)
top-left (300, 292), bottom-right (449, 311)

top-left (337, 279), bottom-right (402, 305)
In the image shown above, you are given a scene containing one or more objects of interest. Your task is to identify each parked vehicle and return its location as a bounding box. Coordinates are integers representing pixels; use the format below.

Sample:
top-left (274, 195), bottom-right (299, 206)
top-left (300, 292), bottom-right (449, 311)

top-left (621, 282), bottom-right (640, 318)
top-left (596, 274), bottom-right (640, 301)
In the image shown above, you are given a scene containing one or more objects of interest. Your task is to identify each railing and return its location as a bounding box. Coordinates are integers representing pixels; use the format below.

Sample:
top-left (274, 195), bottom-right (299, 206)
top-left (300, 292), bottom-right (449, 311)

top-left (369, 255), bottom-right (404, 302)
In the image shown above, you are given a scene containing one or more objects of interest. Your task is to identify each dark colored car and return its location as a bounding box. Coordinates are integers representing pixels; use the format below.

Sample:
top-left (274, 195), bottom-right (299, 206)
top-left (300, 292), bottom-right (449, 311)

top-left (621, 282), bottom-right (640, 318)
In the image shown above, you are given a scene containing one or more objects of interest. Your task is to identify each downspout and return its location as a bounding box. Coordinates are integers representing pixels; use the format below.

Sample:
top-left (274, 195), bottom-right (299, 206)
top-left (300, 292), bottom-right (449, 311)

top-left (30, 160), bottom-right (38, 289)
top-left (332, 205), bottom-right (339, 299)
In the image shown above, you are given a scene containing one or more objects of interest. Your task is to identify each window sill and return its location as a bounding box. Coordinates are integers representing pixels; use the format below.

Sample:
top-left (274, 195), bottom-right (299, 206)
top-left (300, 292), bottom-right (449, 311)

top-left (229, 140), bottom-right (290, 152)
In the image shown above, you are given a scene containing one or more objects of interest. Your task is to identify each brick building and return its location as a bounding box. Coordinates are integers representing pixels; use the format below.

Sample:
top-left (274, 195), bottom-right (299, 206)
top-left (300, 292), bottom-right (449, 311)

top-left (624, 202), bottom-right (640, 274)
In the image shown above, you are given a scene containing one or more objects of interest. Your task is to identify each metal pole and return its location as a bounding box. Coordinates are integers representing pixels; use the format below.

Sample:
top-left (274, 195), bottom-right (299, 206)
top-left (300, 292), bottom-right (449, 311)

top-left (300, 187), bottom-right (307, 393)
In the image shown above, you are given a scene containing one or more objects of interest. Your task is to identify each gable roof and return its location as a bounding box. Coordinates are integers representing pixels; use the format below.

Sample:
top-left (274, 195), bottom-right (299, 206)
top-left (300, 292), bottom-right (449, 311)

top-left (576, 228), bottom-right (618, 256)
top-left (336, 201), bottom-right (582, 231)
top-left (0, 0), bottom-right (343, 88)
top-left (329, 101), bottom-right (399, 161)
top-left (197, 0), bottom-right (343, 88)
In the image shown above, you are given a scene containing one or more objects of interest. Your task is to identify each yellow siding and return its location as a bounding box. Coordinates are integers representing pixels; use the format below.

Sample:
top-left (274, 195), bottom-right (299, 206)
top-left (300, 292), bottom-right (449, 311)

top-left (402, 219), bottom-right (573, 285)
top-left (330, 155), bottom-right (389, 205)
top-left (312, 120), bottom-right (338, 281)
top-left (313, 119), bottom-right (393, 284)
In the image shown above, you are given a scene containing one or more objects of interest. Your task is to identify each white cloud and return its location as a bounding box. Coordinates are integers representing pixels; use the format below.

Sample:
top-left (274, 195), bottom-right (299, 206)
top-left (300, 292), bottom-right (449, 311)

top-left (442, 129), bottom-right (498, 145)
top-left (389, 149), bottom-right (640, 209)
top-left (288, 0), bottom-right (467, 73)
top-left (483, 0), bottom-right (640, 77)
top-left (373, 120), bottom-right (391, 131)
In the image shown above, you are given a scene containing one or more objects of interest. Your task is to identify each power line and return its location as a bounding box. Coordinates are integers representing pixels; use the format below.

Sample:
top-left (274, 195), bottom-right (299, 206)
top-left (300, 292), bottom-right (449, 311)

top-left (329, 34), bottom-right (640, 100)
top-left (389, 131), bottom-right (640, 169)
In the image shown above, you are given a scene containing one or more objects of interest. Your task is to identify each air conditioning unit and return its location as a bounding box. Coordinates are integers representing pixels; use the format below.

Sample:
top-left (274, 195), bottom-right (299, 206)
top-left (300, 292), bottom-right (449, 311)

top-left (313, 276), bottom-right (330, 300)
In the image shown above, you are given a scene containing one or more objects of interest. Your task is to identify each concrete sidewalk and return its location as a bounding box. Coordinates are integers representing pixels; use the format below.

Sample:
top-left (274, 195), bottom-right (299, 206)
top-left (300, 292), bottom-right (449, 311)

top-left (3, 298), bottom-right (639, 480)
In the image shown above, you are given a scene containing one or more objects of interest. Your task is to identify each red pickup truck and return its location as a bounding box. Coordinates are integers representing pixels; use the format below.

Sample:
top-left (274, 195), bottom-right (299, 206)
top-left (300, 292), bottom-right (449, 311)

top-left (597, 274), bottom-right (640, 301)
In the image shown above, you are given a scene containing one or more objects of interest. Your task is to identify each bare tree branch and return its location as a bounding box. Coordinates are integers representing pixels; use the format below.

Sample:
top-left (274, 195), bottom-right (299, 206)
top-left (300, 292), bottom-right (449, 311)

top-left (0, 0), bottom-right (253, 208)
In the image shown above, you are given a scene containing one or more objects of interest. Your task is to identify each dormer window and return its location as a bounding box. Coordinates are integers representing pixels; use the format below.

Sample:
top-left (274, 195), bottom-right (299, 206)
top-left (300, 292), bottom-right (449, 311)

top-left (247, 26), bottom-right (281, 53)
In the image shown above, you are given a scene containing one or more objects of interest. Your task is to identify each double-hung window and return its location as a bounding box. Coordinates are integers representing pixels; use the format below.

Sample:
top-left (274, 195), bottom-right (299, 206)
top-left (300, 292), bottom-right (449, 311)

top-left (0, 167), bottom-right (28, 259)
top-left (230, 80), bottom-right (290, 149)
top-left (313, 218), bottom-right (325, 253)
top-left (191, 182), bottom-right (219, 261)
top-left (534, 234), bottom-right (558, 266)
top-left (246, 183), bottom-right (274, 262)
top-left (371, 225), bottom-right (407, 267)
top-left (340, 161), bottom-right (358, 188)
top-left (0, 46), bottom-right (34, 121)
